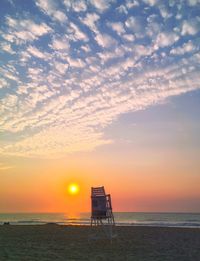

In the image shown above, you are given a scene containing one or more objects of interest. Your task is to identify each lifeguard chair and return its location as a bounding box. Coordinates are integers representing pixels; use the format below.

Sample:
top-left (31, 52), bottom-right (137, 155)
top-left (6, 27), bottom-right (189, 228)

top-left (91, 186), bottom-right (115, 239)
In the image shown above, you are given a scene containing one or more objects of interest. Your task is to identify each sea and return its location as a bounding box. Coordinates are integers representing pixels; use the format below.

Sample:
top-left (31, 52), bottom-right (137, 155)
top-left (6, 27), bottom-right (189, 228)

top-left (0, 212), bottom-right (200, 228)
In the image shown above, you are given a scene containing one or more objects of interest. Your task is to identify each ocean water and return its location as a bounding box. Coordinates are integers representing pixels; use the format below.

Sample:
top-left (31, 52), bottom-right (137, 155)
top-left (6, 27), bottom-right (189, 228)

top-left (0, 212), bottom-right (200, 228)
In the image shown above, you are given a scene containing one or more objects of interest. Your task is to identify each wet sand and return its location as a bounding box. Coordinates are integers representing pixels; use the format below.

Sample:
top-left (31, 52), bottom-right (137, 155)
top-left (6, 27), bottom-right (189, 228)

top-left (0, 224), bottom-right (199, 260)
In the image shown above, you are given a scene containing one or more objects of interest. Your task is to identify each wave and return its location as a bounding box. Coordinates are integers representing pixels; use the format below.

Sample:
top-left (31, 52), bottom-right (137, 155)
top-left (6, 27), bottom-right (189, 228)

top-left (1, 212), bottom-right (200, 228)
top-left (115, 221), bottom-right (200, 228)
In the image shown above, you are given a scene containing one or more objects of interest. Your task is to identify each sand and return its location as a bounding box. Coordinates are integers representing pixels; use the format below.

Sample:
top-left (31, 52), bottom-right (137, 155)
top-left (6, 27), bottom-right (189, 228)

top-left (0, 224), bottom-right (199, 260)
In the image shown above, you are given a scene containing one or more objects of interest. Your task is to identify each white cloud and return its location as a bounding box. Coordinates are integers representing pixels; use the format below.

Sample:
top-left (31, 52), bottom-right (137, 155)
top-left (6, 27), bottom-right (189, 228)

top-left (181, 19), bottom-right (199, 36)
top-left (134, 45), bottom-right (153, 57)
top-left (74, 1), bottom-right (87, 12)
top-left (125, 16), bottom-right (145, 37)
top-left (5, 17), bottom-right (52, 43)
top-left (146, 17), bottom-right (161, 38)
top-left (26, 21), bottom-right (52, 36)
top-left (143, 0), bottom-right (158, 6)
top-left (126, 0), bottom-right (139, 9)
top-left (27, 46), bottom-right (47, 59)
top-left (1, 32), bottom-right (15, 43)
top-left (1, 0), bottom-right (200, 158)
top-left (81, 45), bottom-right (91, 52)
top-left (95, 33), bottom-right (117, 48)
top-left (159, 5), bottom-right (172, 19)
top-left (53, 11), bottom-right (68, 23)
top-left (90, 0), bottom-right (111, 13)
top-left (0, 42), bottom-right (15, 54)
top-left (123, 34), bottom-right (135, 41)
top-left (98, 47), bottom-right (125, 63)
top-left (82, 13), bottom-right (100, 33)
top-left (36, 0), bottom-right (67, 23)
top-left (107, 21), bottom-right (125, 35)
top-left (187, 0), bottom-right (200, 6)
top-left (1, 54), bottom-right (200, 157)
top-left (28, 67), bottom-right (44, 76)
top-left (2, 126), bottom-right (112, 158)
top-left (0, 78), bottom-right (9, 88)
top-left (154, 32), bottom-right (179, 48)
top-left (1, 94), bottom-right (18, 110)
top-left (116, 5), bottom-right (128, 14)
top-left (170, 41), bottom-right (197, 55)
top-left (50, 37), bottom-right (69, 50)
top-left (64, 0), bottom-right (87, 12)
top-left (69, 22), bottom-right (89, 42)
top-left (0, 65), bottom-right (19, 82)
top-left (67, 57), bottom-right (85, 68)
top-left (54, 61), bottom-right (68, 74)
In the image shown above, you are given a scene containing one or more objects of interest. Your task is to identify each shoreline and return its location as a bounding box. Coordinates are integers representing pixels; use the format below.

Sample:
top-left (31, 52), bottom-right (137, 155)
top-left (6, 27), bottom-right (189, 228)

top-left (1, 224), bottom-right (200, 260)
top-left (1, 222), bottom-right (200, 229)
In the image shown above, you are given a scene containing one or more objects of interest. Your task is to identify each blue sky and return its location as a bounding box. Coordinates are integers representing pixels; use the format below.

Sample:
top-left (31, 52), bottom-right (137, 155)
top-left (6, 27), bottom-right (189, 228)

top-left (0, 0), bottom-right (200, 160)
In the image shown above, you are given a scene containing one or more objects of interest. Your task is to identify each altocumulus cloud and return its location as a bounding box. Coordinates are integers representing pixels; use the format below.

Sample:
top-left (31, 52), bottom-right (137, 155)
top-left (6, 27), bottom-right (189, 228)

top-left (0, 0), bottom-right (200, 158)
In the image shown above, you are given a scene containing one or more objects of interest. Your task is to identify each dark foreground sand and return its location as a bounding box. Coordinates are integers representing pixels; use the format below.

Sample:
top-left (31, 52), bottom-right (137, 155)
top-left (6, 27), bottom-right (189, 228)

top-left (0, 225), bottom-right (199, 261)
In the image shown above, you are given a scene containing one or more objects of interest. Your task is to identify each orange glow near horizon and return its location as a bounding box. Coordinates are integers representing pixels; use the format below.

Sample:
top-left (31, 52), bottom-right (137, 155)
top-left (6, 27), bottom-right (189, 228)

top-left (0, 154), bottom-right (200, 213)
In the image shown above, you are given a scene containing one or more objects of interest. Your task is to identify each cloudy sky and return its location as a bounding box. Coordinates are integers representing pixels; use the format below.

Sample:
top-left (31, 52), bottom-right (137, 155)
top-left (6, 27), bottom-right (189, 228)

top-left (0, 0), bottom-right (200, 212)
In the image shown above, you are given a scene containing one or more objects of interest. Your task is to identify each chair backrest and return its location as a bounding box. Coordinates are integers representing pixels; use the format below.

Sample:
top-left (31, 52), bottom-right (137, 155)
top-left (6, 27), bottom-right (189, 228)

top-left (91, 186), bottom-right (105, 197)
top-left (91, 187), bottom-right (107, 218)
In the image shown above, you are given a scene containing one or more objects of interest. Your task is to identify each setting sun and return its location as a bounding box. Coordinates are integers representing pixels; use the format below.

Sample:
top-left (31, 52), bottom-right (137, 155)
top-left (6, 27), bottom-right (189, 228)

top-left (68, 183), bottom-right (79, 195)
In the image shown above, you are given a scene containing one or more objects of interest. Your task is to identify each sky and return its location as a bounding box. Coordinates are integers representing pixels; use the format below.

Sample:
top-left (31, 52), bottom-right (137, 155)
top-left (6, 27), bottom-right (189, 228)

top-left (0, 0), bottom-right (200, 213)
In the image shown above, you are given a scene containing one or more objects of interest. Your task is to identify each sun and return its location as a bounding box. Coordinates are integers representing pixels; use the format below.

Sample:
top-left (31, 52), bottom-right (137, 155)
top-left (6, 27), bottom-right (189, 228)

top-left (68, 183), bottom-right (79, 195)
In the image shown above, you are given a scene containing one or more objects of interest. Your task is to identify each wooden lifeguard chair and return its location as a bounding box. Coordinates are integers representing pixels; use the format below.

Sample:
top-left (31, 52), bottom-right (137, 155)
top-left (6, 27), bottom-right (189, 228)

top-left (91, 186), bottom-right (115, 239)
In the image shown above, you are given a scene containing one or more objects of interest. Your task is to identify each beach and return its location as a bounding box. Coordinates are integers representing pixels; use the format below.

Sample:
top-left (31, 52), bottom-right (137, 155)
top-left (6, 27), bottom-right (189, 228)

top-left (0, 225), bottom-right (199, 261)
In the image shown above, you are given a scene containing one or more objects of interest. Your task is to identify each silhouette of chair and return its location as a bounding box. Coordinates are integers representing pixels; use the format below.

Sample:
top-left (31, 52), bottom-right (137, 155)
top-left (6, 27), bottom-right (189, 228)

top-left (91, 186), bottom-right (115, 239)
